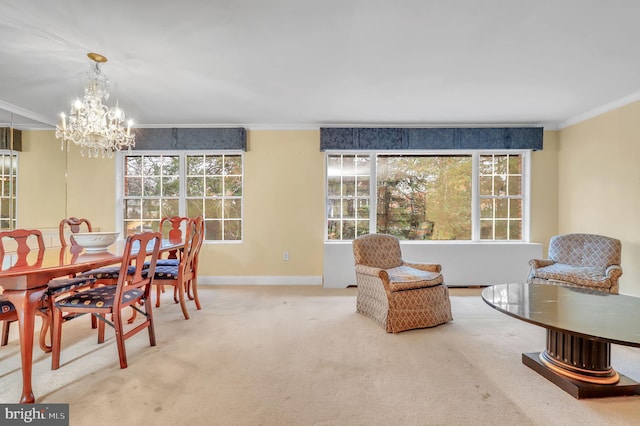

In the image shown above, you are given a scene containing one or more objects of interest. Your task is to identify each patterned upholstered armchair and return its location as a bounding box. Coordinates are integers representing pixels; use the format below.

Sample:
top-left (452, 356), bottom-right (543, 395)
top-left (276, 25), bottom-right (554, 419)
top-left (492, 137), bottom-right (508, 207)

top-left (527, 233), bottom-right (622, 294)
top-left (352, 234), bottom-right (453, 333)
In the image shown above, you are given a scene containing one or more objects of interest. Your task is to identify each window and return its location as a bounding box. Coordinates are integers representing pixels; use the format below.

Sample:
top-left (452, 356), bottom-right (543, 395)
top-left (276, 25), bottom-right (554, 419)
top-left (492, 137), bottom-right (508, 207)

top-left (120, 152), bottom-right (243, 241)
top-left (327, 155), bottom-right (371, 240)
top-left (0, 151), bottom-right (17, 230)
top-left (479, 154), bottom-right (523, 240)
top-left (326, 151), bottom-right (528, 241)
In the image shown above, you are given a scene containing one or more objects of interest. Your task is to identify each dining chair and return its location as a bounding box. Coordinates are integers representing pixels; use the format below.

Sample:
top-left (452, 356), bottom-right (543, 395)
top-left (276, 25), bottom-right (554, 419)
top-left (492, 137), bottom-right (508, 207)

top-left (146, 216), bottom-right (203, 319)
top-left (185, 216), bottom-right (204, 308)
top-left (51, 231), bottom-right (162, 370)
top-left (151, 216), bottom-right (189, 307)
top-left (0, 229), bottom-right (96, 352)
top-left (0, 229), bottom-right (44, 346)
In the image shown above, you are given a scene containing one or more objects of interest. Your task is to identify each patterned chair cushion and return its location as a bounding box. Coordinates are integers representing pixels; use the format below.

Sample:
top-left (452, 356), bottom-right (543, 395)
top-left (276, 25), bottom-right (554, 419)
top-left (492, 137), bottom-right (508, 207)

top-left (46, 277), bottom-right (97, 296)
top-left (0, 296), bottom-right (15, 314)
top-left (55, 285), bottom-right (143, 309)
top-left (534, 264), bottom-right (606, 283)
top-left (383, 266), bottom-right (443, 292)
top-left (144, 259), bottom-right (179, 268)
top-left (145, 265), bottom-right (179, 280)
top-left (79, 265), bottom-right (136, 280)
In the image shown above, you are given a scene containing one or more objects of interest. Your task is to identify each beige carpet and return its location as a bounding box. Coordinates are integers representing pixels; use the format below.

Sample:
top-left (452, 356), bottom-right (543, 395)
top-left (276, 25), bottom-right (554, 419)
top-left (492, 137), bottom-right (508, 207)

top-left (1, 286), bottom-right (639, 425)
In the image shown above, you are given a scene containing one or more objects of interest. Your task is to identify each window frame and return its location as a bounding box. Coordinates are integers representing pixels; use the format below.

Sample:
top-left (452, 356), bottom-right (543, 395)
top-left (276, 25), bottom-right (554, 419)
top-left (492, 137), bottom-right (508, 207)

top-left (325, 149), bottom-right (531, 242)
top-left (116, 149), bottom-right (244, 243)
top-left (0, 149), bottom-right (18, 230)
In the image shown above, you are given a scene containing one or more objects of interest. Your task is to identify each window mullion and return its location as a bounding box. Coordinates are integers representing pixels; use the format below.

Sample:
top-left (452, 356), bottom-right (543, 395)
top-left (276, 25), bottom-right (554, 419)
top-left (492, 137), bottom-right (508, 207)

top-left (179, 152), bottom-right (187, 217)
top-left (472, 153), bottom-right (480, 241)
top-left (369, 153), bottom-right (376, 236)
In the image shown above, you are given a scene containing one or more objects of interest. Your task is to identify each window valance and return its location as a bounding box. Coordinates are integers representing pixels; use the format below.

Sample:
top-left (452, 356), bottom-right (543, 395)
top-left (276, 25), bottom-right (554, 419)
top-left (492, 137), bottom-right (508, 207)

top-left (133, 127), bottom-right (246, 151)
top-left (320, 127), bottom-right (543, 151)
top-left (0, 128), bottom-right (22, 151)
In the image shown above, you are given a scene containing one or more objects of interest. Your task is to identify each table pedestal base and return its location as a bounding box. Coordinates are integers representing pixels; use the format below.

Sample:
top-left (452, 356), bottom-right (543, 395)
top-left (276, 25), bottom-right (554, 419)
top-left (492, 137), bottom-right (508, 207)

top-left (523, 353), bottom-right (640, 399)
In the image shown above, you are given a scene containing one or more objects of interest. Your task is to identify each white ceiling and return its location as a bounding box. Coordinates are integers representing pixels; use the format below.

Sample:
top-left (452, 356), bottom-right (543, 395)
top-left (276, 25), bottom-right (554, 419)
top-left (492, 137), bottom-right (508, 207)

top-left (1, 0), bottom-right (640, 130)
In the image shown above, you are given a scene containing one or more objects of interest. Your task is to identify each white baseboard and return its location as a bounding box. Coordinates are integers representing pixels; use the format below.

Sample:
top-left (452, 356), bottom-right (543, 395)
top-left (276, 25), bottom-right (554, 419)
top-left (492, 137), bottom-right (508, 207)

top-left (199, 276), bottom-right (323, 285)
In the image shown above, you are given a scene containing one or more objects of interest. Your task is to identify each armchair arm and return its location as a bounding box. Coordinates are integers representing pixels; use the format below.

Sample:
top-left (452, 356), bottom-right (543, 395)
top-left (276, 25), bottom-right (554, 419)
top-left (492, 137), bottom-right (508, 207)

top-left (402, 261), bottom-right (441, 273)
top-left (355, 264), bottom-right (385, 277)
top-left (605, 265), bottom-right (623, 294)
top-left (605, 265), bottom-right (623, 279)
top-left (529, 258), bottom-right (555, 269)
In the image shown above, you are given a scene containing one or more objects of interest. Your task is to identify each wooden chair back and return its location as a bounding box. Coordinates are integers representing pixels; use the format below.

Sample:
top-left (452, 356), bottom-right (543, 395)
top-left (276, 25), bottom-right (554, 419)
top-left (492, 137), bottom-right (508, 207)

top-left (159, 216), bottom-right (188, 261)
top-left (0, 229), bottom-right (45, 268)
top-left (115, 231), bottom-right (162, 305)
top-left (190, 216), bottom-right (204, 274)
top-left (160, 216), bottom-right (189, 243)
top-left (181, 217), bottom-right (204, 278)
top-left (59, 217), bottom-right (92, 246)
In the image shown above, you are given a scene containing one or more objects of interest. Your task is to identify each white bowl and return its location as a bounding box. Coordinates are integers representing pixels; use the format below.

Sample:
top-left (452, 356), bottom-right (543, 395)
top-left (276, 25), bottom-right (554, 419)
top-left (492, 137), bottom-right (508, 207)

top-left (72, 231), bottom-right (119, 252)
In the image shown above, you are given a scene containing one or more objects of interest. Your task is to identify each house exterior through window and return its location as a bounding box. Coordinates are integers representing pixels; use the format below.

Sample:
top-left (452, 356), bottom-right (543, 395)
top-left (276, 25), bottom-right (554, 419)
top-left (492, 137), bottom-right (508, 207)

top-left (326, 151), bottom-right (528, 241)
top-left (119, 151), bottom-right (243, 241)
top-left (0, 151), bottom-right (17, 230)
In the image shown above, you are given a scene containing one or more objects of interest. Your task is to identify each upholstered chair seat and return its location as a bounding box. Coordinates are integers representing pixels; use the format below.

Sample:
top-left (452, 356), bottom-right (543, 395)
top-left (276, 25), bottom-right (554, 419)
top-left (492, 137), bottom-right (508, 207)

top-left (54, 285), bottom-right (144, 309)
top-left (0, 296), bottom-right (17, 346)
top-left (79, 265), bottom-right (136, 280)
top-left (149, 265), bottom-right (180, 279)
top-left (144, 258), bottom-right (179, 268)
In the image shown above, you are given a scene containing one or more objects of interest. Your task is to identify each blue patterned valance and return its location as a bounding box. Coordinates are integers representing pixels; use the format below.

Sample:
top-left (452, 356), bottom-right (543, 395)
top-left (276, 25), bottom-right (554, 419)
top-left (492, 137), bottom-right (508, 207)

top-left (133, 127), bottom-right (246, 151)
top-left (1, 128), bottom-right (22, 151)
top-left (320, 127), bottom-right (543, 151)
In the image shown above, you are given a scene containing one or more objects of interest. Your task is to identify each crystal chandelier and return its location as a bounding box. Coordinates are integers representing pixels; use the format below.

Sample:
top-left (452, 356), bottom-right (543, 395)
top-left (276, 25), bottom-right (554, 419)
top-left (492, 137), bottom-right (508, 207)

top-left (55, 52), bottom-right (135, 158)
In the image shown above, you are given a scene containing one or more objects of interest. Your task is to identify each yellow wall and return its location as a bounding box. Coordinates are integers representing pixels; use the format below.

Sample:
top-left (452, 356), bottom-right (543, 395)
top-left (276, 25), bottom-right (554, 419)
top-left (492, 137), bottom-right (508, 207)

top-left (206, 130), bottom-right (326, 279)
top-left (18, 131), bottom-right (66, 228)
top-left (18, 129), bottom-right (326, 280)
top-left (19, 119), bottom-right (640, 292)
top-left (529, 130), bottom-right (560, 256)
top-left (558, 100), bottom-right (640, 296)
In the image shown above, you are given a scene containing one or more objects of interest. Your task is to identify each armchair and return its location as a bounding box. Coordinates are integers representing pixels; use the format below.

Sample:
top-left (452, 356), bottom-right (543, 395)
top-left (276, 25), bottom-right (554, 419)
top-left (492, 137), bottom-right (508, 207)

top-left (527, 233), bottom-right (622, 293)
top-left (352, 233), bottom-right (453, 333)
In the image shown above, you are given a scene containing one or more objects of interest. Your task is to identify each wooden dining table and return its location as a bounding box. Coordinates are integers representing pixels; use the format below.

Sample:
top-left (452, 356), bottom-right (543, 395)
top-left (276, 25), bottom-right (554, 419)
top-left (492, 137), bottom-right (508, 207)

top-left (0, 238), bottom-right (183, 404)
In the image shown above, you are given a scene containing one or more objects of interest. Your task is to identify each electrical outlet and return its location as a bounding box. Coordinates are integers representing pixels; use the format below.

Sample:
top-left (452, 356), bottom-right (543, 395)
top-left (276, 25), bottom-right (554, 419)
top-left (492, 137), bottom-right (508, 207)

top-left (283, 251), bottom-right (289, 261)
